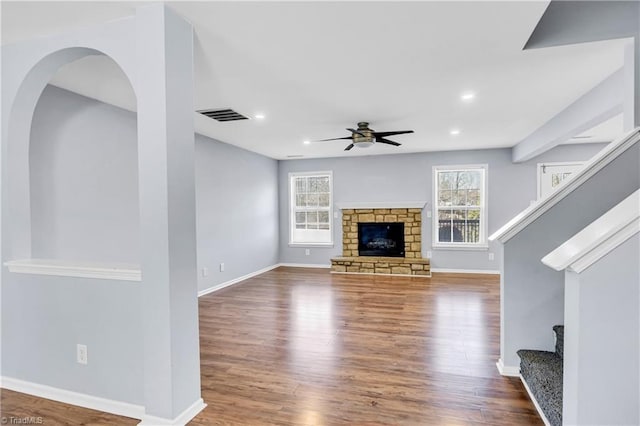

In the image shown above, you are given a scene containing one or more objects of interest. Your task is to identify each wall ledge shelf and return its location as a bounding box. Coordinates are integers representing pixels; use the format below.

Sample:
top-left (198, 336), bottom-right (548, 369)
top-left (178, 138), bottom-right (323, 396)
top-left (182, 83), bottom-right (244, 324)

top-left (541, 190), bottom-right (640, 274)
top-left (4, 259), bottom-right (141, 281)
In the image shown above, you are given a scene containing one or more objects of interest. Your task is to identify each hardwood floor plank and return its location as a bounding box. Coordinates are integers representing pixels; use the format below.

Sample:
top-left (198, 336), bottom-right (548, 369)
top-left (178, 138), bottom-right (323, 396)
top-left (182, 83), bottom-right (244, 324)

top-left (1, 268), bottom-right (542, 425)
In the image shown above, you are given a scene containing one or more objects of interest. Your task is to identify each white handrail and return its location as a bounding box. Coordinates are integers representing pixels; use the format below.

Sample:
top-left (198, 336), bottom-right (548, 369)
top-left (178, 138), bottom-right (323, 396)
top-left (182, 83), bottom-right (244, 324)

top-left (490, 127), bottom-right (640, 243)
top-left (541, 190), bottom-right (640, 273)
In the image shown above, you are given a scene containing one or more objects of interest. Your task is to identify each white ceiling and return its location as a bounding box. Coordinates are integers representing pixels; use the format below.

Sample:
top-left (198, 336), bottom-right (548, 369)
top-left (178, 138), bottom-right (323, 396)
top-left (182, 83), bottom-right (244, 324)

top-left (1, 1), bottom-right (629, 160)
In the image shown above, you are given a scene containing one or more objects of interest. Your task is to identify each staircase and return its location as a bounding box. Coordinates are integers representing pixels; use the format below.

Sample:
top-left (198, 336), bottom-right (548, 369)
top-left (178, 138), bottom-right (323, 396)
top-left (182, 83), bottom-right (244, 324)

top-left (517, 325), bottom-right (564, 426)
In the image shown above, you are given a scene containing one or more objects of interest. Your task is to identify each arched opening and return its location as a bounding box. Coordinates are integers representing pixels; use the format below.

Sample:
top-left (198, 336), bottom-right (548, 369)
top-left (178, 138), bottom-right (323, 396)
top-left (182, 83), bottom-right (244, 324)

top-left (2, 45), bottom-right (145, 409)
top-left (5, 47), bottom-right (140, 273)
top-left (2, 10), bottom-right (203, 418)
top-left (29, 54), bottom-right (139, 264)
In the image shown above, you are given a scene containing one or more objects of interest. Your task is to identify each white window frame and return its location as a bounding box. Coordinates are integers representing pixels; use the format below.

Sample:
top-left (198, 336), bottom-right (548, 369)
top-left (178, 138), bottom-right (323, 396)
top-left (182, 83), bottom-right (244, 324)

top-left (432, 164), bottom-right (488, 250)
top-left (288, 171), bottom-right (334, 247)
top-left (536, 161), bottom-right (584, 200)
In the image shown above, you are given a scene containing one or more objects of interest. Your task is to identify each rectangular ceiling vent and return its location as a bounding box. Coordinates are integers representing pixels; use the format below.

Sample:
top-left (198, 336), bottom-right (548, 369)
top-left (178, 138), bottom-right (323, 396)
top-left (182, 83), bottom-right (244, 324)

top-left (197, 108), bottom-right (249, 122)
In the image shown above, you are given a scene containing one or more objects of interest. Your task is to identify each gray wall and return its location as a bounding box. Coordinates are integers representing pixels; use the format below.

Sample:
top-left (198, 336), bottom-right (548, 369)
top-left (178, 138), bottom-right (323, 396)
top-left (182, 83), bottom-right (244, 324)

top-left (195, 133), bottom-right (279, 292)
top-left (501, 141), bottom-right (640, 368)
top-left (278, 144), bottom-right (605, 270)
top-left (30, 86), bottom-right (140, 263)
top-left (3, 86), bottom-right (144, 405)
top-left (1, 274), bottom-right (144, 404)
top-left (564, 234), bottom-right (639, 426)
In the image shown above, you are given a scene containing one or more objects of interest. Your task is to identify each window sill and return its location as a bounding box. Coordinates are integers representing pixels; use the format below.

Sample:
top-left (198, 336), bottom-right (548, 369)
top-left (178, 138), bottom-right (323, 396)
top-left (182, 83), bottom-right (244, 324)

top-left (288, 243), bottom-right (334, 248)
top-left (432, 244), bottom-right (489, 251)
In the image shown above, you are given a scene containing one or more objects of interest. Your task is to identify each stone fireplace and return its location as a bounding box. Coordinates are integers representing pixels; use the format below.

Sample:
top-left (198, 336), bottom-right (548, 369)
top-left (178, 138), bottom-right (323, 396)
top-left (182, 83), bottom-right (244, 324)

top-left (331, 205), bottom-right (430, 276)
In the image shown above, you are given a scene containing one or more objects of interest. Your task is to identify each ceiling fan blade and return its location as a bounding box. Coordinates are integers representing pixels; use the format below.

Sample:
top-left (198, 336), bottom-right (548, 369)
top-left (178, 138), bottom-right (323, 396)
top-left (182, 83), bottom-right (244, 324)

top-left (376, 137), bottom-right (401, 146)
top-left (316, 136), bottom-right (353, 142)
top-left (373, 130), bottom-right (414, 138)
top-left (344, 143), bottom-right (355, 151)
top-left (346, 128), bottom-right (366, 137)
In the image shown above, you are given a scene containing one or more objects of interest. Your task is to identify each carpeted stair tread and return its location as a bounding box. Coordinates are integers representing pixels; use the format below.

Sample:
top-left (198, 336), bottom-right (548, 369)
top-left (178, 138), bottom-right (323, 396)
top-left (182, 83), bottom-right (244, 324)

top-left (517, 349), bottom-right (563, 426)
top-left (553, 325), bottom-right (564, 359)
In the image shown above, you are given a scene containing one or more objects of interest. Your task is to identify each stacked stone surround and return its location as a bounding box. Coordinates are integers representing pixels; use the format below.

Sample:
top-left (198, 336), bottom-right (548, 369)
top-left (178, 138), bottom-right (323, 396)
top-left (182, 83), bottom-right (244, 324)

top-left (331, 208), bottom-right (430, 276)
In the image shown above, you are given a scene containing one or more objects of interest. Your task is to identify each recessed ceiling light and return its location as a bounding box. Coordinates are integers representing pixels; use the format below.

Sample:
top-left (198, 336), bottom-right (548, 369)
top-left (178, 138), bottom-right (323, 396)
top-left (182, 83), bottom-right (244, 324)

top-left (461, 92), bottom-right (475, 102)
top-left (254, 113), bottom-right (265, 120)
top-left (450, 129), bottom-right (461, 136)
top-left (303, 140), bottom-right (311, 145)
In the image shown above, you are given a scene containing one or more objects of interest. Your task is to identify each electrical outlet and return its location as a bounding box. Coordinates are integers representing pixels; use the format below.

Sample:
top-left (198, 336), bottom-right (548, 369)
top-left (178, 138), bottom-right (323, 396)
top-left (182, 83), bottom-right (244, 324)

top-left (488, 252), bottom-right (495, 261)
top-left (333, 211), bottom-right (338, 218)
top-left (426, 251), bottom-right (432, 258)
top-left (219, 263), bottom-right (225, 272)
top-left (77, 344), bottom-right (88, 365)
top-left (305, 249), bottom-right (310, 256)
top-left (202, 267), bottom-right (209, 277)
top-left (426, 211), bottom-right (432, 218)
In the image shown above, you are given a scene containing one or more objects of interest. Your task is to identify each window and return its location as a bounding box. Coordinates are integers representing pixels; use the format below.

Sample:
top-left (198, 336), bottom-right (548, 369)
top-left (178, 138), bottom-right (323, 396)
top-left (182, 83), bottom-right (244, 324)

top-left (537, 162), bottom-right (583, 199)
top-left (433, 165), bottom-right (487, 248)
top-left (289, 171), bottom-right (333, 245)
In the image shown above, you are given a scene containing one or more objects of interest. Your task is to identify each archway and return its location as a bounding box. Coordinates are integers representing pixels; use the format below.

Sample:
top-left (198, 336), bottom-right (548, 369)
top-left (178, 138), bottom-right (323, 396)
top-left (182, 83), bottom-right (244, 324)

top-left (29, 54), bottom-right (139, 264)
top-left (1, 5), bottom-right (204, 423)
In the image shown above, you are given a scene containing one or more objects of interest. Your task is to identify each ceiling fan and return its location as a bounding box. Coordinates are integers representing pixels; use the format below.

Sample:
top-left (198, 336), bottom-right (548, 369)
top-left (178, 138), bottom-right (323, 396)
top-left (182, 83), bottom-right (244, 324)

top-left (316, 122), bottom-right (414, 151)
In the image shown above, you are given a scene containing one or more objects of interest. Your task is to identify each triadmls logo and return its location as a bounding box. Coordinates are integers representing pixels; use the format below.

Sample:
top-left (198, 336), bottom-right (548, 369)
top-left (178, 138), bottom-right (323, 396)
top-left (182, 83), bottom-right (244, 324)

top-left (1, 417), bottom-right (44, 425)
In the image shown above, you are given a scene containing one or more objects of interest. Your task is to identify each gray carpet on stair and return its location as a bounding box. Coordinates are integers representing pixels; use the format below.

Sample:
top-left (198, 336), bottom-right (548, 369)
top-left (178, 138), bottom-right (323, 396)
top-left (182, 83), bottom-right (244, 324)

top-left (518, 349), bottom-right (563, 426)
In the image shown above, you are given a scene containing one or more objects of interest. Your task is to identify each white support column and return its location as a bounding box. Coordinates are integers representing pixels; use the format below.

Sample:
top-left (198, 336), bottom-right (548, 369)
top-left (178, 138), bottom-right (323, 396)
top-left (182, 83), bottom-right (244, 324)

top-left (135, 4), bottom-right (203, 422)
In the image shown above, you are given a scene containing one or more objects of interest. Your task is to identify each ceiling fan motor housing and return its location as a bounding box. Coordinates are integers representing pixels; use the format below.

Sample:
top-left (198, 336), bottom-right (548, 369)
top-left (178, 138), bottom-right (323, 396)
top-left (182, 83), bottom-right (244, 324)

top-left (354, 122), bottom-right (375, 146)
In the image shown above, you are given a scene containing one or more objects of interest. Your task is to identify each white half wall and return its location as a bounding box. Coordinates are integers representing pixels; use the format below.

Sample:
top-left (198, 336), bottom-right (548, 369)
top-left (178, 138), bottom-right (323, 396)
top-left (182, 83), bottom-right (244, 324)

top-left (563, 234), bottom-right (639, 426)
top-left (499, 141), bottom-right (639, 369)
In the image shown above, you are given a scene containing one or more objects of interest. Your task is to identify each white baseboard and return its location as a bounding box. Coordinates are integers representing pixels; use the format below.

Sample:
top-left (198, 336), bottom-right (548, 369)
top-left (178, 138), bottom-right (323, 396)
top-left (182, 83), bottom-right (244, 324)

top-left (0, 376), bottom-right (145, 419)
top-left (496, 358), bottom-right (520, 377)
top-left (1, 376), bottom-right (206, 425)
top-left (519, 374), bottom-right (551, 426)
top-left (277, 263), bottom-right (331, 268)
top-left (138, 398), bottom-right (206, 426)
top-left (431, 268), bottom-right (500, 275)
top-left (198, 264), bottom-right (280, 297)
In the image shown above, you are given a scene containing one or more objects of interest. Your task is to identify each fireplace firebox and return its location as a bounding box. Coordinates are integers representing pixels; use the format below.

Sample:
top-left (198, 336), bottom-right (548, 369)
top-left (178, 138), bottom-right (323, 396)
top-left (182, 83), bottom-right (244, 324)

top-left (358, 222), bottom-right (405, 257)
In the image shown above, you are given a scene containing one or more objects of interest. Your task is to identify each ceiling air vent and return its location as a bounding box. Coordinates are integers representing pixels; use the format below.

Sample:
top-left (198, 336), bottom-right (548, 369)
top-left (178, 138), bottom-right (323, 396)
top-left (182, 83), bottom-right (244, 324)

top-left (197, 108), bottom-right (249, 122)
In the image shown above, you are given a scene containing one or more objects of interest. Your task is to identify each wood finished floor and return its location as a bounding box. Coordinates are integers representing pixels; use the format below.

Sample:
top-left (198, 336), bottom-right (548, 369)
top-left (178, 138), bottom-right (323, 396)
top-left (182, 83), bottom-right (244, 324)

top-left (1, 268), bottom-right (542, 425)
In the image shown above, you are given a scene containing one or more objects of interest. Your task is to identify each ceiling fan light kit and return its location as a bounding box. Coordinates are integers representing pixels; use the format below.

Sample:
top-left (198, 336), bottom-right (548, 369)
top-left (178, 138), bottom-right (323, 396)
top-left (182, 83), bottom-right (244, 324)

top-left (316, 122), bottom-right (414, 151)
